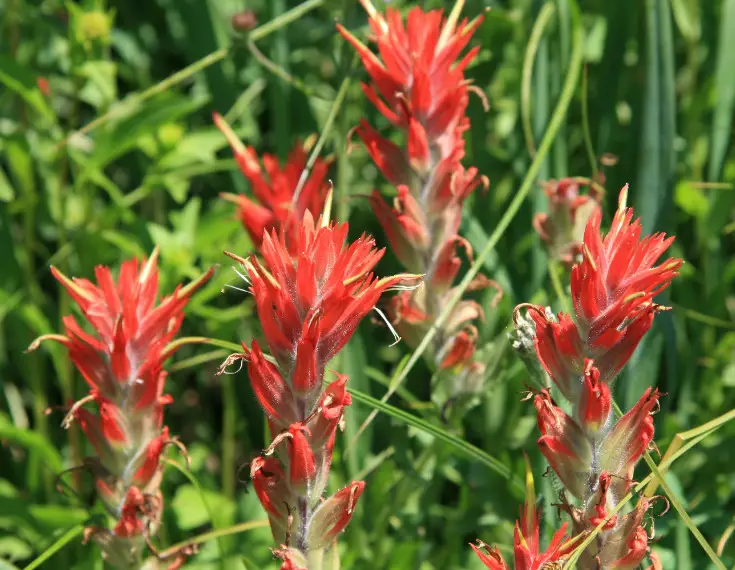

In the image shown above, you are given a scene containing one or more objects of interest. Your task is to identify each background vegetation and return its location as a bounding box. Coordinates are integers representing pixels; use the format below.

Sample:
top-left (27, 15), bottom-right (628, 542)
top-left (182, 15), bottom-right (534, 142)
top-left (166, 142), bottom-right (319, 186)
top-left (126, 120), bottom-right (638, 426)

top-left (1, 0), bottom-right (734, 568)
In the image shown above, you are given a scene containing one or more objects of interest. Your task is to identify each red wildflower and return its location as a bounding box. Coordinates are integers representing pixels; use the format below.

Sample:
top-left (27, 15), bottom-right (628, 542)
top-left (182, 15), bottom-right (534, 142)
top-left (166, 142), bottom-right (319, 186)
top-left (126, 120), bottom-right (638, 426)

top-left (214, 112), bottom-right (331, 251)
top-left (337, 0), bottom-right (483, 132)
top-left (223, 211), bottom-right (417, 557)
top-left (339, 0), bottom-right (491, 397)
top-left (244, 212), bottom-right (419, 372)
top-left (571, 186), bottom-right (682, 381)
top-left (29, 250), bottom-right (211, 561)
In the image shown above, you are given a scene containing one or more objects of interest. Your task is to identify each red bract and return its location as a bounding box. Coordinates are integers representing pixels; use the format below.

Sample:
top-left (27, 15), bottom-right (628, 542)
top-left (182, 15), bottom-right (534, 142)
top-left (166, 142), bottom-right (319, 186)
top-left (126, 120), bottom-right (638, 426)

top-left (29, 250), bottom-right (211, 567)
top-left (339, 0), bottom-right (492, 399)
top-left (214, 112), bottom-right (331, 252)
top-left (534, 390), bottom-right (592, 499)
top-left (600, 388), bottom-right (660, 481)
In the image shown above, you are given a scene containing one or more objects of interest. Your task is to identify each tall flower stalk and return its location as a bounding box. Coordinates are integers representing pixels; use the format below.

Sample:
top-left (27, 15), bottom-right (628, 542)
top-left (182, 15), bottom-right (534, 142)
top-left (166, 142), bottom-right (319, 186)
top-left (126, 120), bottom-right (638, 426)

top-left (29, 250), bottom-right (212, 569)
top-left (338, 0), bottom-right (493, 402)
top-left (479, 187), bottom-right (680, 569)
top-left (220, 205), bottom-right (420, 569)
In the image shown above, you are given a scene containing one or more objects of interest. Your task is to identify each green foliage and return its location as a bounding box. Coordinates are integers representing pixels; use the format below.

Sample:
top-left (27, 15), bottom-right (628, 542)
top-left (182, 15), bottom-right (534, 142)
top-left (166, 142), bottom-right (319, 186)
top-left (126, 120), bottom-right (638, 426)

top-left (1, 0), bottom-right (734, 568)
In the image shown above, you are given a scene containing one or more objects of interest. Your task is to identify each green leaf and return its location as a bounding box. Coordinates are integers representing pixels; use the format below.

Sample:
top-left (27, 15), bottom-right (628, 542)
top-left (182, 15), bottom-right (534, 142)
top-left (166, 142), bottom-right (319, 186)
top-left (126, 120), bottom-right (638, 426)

top-left (346, 388), bottom-right (522, 493)
top-left (0, 414), bottom-right (63, 473)
top-left (0, 55), bottom-right (54, 122)
top-left (0, 168), bottom-right (15, 202)
top-left (172, 484), bottom-right (235, 530)
top-left (636, 0), bottom-right (676, 232)
top-left (708, 0), bottom-right (735, 180)
top-left (675, 181), bottom-right (709, 219)
top-left (77, 60), bottom-right (118, 109)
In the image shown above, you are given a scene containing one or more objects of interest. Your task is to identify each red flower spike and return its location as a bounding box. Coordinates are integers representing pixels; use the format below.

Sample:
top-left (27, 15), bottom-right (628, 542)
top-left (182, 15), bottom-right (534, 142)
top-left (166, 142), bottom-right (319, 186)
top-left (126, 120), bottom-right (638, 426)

top-left (31, 253), bottom-right (211, 562)
top-left (215, 112), bottom-right (331, 252)
top-left (600, 388), bottom-right (659, 479)
top-left (534, 390), bottom-right (593, 499)
top-left (305, 481), bottom-right (365, 550)
top-left (570, 187), bottom-right (682, 378)
top-left (339, 0), bottom-right (490, 400)
top-left (577, 359), bottom-right (611, 433)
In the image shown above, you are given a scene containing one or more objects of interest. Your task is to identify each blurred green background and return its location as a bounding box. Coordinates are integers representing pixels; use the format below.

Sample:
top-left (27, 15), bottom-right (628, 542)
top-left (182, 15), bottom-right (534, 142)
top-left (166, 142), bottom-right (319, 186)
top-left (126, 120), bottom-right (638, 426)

top-left (1, 0), bottom-right (734, 568)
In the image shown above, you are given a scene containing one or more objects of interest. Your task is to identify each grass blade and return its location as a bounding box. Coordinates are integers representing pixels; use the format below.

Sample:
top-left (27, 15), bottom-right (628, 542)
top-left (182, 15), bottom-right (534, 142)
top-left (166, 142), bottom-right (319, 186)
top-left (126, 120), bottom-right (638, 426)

top-left (22, 525), bottom-right (85, 570)
top-left (347, 387), bottom-right (523, 493)
top-left (708, 0), bottom-right (735, 181)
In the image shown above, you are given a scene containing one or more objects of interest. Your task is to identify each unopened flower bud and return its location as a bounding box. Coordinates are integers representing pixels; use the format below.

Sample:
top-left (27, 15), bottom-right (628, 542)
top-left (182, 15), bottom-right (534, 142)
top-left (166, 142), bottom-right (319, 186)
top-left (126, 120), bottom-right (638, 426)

top-left (534, 390), bottom-right (593, 499)
top-left (577, 360), bottom-right (611, 433)
top-left (600, 388), bottom-right (659, 480)
top-left (306, 481), bottom-right (365, 550)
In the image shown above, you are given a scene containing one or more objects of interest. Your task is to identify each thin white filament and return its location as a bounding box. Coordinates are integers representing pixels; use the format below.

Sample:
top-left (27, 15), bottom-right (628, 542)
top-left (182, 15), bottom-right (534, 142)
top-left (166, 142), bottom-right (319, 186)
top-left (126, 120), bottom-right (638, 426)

top-left (373, 306), bottom-right (402, 347)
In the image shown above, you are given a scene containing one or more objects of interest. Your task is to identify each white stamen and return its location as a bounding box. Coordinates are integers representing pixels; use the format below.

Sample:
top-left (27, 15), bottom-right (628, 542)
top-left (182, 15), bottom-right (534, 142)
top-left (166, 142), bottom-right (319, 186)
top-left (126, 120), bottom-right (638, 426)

top-left (232, 265), bottom-right (251, 284)
top-left (386, 283), bottom-right (422, 292)
top-left (373, 307), bottom-right (402, 347)
top-left (224, 283), bottom-right (250, 294)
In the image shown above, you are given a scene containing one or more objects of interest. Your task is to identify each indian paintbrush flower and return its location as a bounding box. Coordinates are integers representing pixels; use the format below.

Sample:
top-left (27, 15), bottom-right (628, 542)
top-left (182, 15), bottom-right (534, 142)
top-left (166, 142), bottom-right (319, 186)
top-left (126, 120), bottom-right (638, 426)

top-left (338, 0), bottom-right (494, 401)
top-left (509, 187), bottom-right (680, 568)
top-left (28, 250), bottom-right (212, 569)
top-left (220, 209), bottom-right (420, 563)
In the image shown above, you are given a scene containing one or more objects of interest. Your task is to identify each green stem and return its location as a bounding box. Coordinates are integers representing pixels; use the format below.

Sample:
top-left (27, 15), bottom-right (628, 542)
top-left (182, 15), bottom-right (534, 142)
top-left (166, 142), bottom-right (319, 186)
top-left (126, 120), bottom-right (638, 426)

top-left (221, 374), bottom-right (236, 501)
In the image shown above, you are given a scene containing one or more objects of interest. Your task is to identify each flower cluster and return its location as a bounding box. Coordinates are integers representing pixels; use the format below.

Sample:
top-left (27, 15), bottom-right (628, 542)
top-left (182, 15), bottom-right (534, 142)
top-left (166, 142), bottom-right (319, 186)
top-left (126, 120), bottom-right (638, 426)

top-left (338, 0), bottom-right (492, 398)
top-left (533, 177), bottom-right (603, 268)
top-left (29, 250), bottom-right (212, 569)
top-left (506, 187), bottom-right (681, 568)
top-left (221, 210), bottom-right (419, 566)
top-left (214, 112), bottom-right (332, 254)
